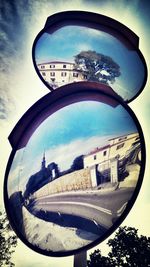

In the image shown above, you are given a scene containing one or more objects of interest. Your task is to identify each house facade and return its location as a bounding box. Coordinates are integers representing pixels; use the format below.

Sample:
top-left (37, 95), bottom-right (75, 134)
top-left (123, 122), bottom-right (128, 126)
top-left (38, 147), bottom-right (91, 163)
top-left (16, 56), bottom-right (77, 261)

top-left (37, 61), bottom-right (87, 88)
top-left (84, 132), bottom-right (140, 186)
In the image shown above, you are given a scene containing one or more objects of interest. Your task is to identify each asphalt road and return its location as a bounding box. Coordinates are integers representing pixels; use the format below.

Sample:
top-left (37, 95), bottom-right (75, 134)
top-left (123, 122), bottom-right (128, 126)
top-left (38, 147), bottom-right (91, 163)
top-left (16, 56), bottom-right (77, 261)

top-left (30, 188), bottom-right (134, 233)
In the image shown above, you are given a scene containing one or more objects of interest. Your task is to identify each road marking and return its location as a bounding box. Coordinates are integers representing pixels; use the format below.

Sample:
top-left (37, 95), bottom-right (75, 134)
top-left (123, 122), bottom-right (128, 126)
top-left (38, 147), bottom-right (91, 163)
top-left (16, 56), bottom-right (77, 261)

top-left (117, 202), bottom-right (128, 216)
top-left (93, 219), bottom-right (100, 228)
top-left (37, 200), bottom-right (112, 215)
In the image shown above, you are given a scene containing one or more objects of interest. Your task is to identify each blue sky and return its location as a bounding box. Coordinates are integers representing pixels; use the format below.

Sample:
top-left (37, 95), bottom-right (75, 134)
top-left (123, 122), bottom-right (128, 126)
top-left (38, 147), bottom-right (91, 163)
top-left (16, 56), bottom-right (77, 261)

top-left (6, 101), bottom-right (137, 194)
top-left (7, 99), bottom-right (138, 197)
top-left (25, 100), bottom-right (137, 160)
top-left (35, 25), bottom-right (145, 100)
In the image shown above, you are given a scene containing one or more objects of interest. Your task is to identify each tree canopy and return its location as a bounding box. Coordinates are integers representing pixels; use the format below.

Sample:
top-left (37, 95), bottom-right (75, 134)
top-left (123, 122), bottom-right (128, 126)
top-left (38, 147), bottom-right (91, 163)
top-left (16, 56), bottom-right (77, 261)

top-left (87, 249), bottom-right (111, 267)
top-left (71, 155), bottom-right (84, 171)
top-left (74, 50), bottom-right (121, 85)
top-left (0, 211), bottom-right (17, 266)
top-left (87, 226), bottom-right (150, 267)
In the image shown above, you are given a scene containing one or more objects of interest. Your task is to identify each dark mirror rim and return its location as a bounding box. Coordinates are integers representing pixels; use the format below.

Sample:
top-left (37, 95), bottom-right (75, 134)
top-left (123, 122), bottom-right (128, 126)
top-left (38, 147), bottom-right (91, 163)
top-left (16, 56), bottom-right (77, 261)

top-left (8, 82), bottom-right (123, 150)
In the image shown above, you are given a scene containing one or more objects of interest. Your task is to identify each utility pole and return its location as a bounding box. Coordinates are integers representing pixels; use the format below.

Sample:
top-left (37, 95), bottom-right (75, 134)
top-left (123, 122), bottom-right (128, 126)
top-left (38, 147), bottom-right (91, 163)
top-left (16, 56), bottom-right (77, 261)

top-left (74, 251), bottom-right (87, 267)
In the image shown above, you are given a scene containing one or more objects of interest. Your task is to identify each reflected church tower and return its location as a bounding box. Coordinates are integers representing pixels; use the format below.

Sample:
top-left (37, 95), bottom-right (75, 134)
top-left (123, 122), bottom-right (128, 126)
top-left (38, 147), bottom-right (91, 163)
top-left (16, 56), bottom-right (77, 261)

top-left (41, 152), bottom-right (46, 170)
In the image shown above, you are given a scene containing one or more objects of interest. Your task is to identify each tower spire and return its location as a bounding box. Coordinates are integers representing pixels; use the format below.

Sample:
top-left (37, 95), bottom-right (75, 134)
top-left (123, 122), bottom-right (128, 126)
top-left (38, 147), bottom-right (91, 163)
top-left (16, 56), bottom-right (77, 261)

top-left (41, 151), bottom-right (46, 170)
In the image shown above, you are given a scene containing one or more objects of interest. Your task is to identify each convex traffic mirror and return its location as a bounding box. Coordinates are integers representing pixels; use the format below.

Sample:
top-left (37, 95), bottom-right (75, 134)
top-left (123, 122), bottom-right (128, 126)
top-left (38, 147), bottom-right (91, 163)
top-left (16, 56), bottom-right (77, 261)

top-left (32, 11), bottom-right (147, 103)
top-left (4, 83), bottom-right (145, 257)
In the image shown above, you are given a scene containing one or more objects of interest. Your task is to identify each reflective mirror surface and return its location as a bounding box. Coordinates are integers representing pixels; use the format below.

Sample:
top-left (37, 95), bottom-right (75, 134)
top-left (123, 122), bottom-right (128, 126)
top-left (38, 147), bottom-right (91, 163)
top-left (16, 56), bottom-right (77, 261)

top-left (34, 24), bottom-right (146, 102)
top-left (6, 96), bottom-right (144, 256)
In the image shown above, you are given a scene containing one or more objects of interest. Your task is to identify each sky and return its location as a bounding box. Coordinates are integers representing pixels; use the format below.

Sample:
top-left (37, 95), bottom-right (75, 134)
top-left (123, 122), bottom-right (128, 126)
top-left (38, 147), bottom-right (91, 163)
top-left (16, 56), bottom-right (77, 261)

top-left (0, 0), bottom-right (150, 266)
top-left (7, 100), bottom-right (138, 196)
top-left (35, 25), bottom-right (145, 101)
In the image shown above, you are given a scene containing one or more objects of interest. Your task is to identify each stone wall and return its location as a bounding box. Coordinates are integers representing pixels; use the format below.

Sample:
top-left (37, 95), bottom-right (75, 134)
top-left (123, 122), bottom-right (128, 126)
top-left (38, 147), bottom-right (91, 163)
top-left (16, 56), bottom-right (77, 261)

top-left (34, 168), bottom-right (92, 198)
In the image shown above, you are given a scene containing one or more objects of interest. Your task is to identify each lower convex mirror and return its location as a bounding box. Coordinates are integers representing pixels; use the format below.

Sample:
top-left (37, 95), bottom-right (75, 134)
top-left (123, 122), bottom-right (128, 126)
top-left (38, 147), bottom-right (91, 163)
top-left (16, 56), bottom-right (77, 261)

top-left (4, 84), bottom-right (145, 257)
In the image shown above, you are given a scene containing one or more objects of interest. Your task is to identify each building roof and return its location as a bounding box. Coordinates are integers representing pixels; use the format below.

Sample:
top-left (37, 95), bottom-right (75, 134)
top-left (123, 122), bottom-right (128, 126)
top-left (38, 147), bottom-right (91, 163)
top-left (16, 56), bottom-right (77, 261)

top-left (37, 61), bottom-right (75, 66)
top-left (85, 144), bottom-right (110, 157)
top-left (84, 132), bottom-right (139, 158)
top-left (108, 132), bottom-right (138, 141)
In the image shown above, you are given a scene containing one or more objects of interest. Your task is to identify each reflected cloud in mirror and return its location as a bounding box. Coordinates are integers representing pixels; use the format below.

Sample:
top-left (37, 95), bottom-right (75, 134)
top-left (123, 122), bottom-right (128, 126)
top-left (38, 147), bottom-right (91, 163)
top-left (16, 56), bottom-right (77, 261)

top-left (7, 100), bottom-right (143, 254)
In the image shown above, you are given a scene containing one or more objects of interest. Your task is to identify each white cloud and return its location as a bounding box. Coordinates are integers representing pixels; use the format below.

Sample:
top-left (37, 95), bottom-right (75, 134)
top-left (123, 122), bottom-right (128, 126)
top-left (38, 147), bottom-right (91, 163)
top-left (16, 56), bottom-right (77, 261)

top-left (35, 135), bottom-right (111, 171)
top-left (76, 43), bottom-right (92, 52)
top-left (7, 134), bottom-right (113, 196)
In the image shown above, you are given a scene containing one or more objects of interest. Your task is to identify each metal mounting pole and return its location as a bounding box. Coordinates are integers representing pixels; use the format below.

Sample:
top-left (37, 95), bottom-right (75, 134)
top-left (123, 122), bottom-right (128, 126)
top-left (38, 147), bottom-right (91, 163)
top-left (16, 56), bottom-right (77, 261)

top-left (73, 251), bottom-right (87, 267)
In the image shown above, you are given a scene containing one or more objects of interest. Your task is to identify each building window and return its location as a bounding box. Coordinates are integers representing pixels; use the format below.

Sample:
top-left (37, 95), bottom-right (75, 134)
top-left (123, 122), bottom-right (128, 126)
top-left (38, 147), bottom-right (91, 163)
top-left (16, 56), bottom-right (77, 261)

top-left (63, 64), bottom-right (66, 68)
top-left (50, 72), bottom-right (55, 77)
top-left (84, 74), bottom-right (87, 79)
top-left (50, 65), bottom-right (55, 68)
top-left (94, 155), bottom-right (97, 160)
top-left (41, 65), bottom-right (45, 69)
top-left (116, 143), bottom-right (124, 150)
top-left (42, 72), bottom-right (46, 76)
top-left (61, 72), bottom-right (67, 77)
top-left (73, 72), bottom-right (79, 77)
top-left (51, 78), bottom-right (55, 82)
top-left (103, 151), bottom-right (107, 156)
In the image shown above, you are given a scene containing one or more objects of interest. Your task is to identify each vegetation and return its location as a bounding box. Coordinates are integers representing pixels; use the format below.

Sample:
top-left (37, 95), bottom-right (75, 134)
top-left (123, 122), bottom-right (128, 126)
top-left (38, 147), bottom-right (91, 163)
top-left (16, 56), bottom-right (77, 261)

top-left (0, 211), bottom-right (17, 266)
top-left (87, 226), bottom-right (150, 267)
top-left (74, 50), bottom-right (121, 85)
top-left (71, 155), bottom-right (84, 171)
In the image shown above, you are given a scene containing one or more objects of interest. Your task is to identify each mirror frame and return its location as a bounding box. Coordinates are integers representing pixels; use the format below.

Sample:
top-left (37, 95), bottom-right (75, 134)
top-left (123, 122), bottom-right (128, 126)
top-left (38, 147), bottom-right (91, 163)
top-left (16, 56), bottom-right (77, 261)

top-left (4, 82), bottom-right (146, 257)
top-left (32, 11), bottom-right (147, 103)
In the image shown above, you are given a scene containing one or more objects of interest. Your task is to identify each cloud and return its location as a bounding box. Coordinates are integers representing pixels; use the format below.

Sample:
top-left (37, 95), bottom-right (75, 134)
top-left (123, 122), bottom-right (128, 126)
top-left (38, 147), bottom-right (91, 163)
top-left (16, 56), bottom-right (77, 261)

top-left (30, 134), bottom-right (112, 174)
top-left (0, 98), bottom-right (7, 119)
top-left (76, 43), bottom-right (92, 52)
top-left (44, 135), bottom-right (111, 171)
top-left (8, 165), bottom-right (24, 196)
top-left (0, 0), bottom-right (86, 123)
top-left (7, 148), bottom-right (25, 196)
top-left (0, 91), bottom-right (15, 120)
top-left (0, 1), bottom-right (30, 121)
top-left (8, 134), bottom-right (113, 195)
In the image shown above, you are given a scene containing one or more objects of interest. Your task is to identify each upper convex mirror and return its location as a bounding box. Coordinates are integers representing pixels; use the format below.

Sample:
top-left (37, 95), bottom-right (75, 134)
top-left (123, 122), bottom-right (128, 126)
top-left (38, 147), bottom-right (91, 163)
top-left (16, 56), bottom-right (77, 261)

top-left (32, 11), bottom-right (147, 103)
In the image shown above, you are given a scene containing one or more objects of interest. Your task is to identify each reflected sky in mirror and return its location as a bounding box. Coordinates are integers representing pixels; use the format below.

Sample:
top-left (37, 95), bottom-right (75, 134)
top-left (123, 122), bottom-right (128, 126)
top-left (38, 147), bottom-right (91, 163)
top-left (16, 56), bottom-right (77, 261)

top-left (8, 100), bottom-right (138, 195)
top-left (7, 100), bottom-right (142, 253)
top-left (34, 25), bottom-right (145, 101)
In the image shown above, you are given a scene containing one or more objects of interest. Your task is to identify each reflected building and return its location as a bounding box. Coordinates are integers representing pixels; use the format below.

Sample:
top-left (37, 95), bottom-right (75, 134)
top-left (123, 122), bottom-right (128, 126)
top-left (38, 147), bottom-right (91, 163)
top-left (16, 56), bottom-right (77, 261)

top-left (30, 132), bottom-right (141, 199)
top-left (37, 61), bottom-right (87, 88)
top-left (24, 153), bottom-right (59, 199)
top-left (84, 132), bottom-right (140, 186)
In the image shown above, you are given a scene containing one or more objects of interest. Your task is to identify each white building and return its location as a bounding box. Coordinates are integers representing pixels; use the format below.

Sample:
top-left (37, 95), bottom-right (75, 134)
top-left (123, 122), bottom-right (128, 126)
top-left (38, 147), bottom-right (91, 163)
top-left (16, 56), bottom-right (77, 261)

top-left (37, 61), bottom-right (87, 88)
top-left (84, 132), bottom-right (140, 186)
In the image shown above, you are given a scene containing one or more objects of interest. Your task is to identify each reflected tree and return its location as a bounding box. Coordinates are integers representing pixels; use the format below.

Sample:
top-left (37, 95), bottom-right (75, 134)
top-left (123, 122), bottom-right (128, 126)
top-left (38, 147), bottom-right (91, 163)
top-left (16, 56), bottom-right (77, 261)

top-left (47, 162), bottom-right (60, 179)
top-left (71, 155), bottom-right (84, 171)
top-left (74, 50), bottom-right (121, 84)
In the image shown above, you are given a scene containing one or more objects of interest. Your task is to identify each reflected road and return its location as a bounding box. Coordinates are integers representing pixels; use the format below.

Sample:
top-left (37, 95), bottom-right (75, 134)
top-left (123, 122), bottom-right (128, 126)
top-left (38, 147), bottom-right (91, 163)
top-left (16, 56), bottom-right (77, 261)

top-left (30, 188), bottom-right (134, 232)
